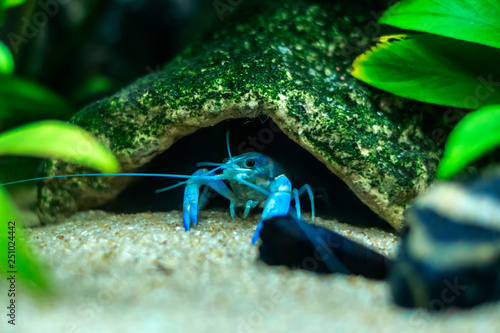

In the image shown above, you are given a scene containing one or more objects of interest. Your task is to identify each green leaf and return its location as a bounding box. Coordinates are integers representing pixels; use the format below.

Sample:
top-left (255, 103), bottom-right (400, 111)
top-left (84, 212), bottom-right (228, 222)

top-left (0, 76), bottom-right (74, 120)
top-left (0, 186), bottom-right (52, 294)
top-left (0, 0), bottom-right (26, 27)
top-left (3, 0), bottom-right (26, 8)
top-left (380, 0), bottom-right (500, 49)
top-left (0, 120), bottom-right (120, 173)
top-left (351, 34), bottom-right (500, 108)
top-left (0, 41), bottom-right (14, 74)
top-left (0, 119), bottom-right (119, 297)
top-left (437, 104), bottom-right (500, 179)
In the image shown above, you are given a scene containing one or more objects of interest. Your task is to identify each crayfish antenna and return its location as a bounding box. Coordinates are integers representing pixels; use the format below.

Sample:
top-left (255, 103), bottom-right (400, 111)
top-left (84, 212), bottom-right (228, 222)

top-left (155, 181), bottom-right (189, 193)
top-left (195, 162), bottom-right (224, 168)
top-left (226, 130), bottom-right (233, 161)
top-left (155, 166), bottom-right (224, 194)
top-left (0, 172), bottom-right (221, 187)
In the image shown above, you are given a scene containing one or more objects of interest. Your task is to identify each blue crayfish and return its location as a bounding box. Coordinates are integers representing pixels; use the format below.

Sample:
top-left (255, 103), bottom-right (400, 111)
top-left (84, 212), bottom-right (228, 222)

top-left (140, 132), bottom-right (316, 243)
top-left (4, 133), bottom-right (315, 243)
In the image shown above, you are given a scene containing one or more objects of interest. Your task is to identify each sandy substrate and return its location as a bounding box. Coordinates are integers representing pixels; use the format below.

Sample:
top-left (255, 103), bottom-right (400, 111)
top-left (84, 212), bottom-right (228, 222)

top-left (2, 210), bottom-right (500, 333)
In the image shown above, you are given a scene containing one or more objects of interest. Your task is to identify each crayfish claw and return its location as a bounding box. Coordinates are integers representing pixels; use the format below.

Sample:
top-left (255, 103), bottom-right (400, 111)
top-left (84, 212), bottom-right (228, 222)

top-left (251, 221), bottom-right (264, 245)
top-left (190, 203), bottom-right (198, 226)
top-left (183, 201), bottom-right (199, 231)
top-left (183, 208), bottom-right (191, 231)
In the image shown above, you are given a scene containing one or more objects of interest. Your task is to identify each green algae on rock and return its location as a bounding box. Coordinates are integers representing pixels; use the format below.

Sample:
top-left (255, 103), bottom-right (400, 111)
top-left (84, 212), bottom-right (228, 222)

top-left (37, 0), bottom-right (441, 230)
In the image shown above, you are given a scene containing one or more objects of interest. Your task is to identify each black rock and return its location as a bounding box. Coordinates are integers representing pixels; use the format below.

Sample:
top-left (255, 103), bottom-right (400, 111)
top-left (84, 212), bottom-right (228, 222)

top-left (257, 216), bottom-right (391, 280)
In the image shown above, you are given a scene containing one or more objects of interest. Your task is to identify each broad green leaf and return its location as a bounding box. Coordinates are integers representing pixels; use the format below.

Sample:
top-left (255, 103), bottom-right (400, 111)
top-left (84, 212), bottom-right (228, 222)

top-left (0, 118), bottom-right (118, 297)
top-left (0, 76), bottom-right (74, 120)
top-left (380, 0), bottom-right (500, 49)
top-left (0, 120), bottom-right (120, 172)
top-left (3, 0), bottom-right (26, 7)
top-left (437, 104), bottom-right (500, 179)
top-left (352, 34), bottom-right (500, 108)
top-left (0, 41), bottom-right (13, 74)
top-left (0, 186), bottom-right (52, 294)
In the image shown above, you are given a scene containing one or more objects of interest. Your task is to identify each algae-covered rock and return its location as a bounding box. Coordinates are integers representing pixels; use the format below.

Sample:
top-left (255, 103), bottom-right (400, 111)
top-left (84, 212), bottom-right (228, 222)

top-left (37, 0), bottom-right (441, 230)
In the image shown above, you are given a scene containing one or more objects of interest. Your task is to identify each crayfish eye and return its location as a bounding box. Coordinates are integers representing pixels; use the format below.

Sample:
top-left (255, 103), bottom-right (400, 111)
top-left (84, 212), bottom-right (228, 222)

top-left (223, 157), bottom-right (229, 163)
top-left (245, 158), bottom-right (255, 167)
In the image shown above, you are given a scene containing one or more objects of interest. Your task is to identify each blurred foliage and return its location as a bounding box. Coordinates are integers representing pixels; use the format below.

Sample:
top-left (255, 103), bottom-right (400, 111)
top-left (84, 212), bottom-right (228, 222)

top-left (0, 0), bottom-right (219, 187)
top-left (0, 185), bottom-right (52, 295)
top-left (0, 0), bottom-right (215, 115)
top-left (0, 120), bottom-right (120, 172)
top-left (352, 0), bottom-right (500, 179)
top-left (0, 76), bottom-right (73, 121)
top-left (379, 0), bottom-right (500, 49)
top-left (0, 120), bottom-right (120, 295)
top-left (0, 3), bottom-right (74, 131)
top-left (352, 34), bottom-right (500, 109)
top-left (0, 0), bottom-right (211, 182)
top-left (437, 105), bottom-right (500, 179)
top-left (0, 1), bottom-right (119, 296)
top-left (0, 40), bottom-right (14, 73)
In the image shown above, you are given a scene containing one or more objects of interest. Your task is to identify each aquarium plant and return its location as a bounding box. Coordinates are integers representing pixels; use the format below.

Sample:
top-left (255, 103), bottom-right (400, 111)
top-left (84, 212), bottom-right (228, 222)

top-left (351, 0), bottom-right (500, 179)
top-left (0, 0), bottom-right (119, 294)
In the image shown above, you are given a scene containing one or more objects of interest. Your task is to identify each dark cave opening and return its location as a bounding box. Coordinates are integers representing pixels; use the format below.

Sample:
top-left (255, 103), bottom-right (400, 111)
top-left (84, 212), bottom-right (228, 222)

top-left (101, 117), bottom-right (392, 231)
